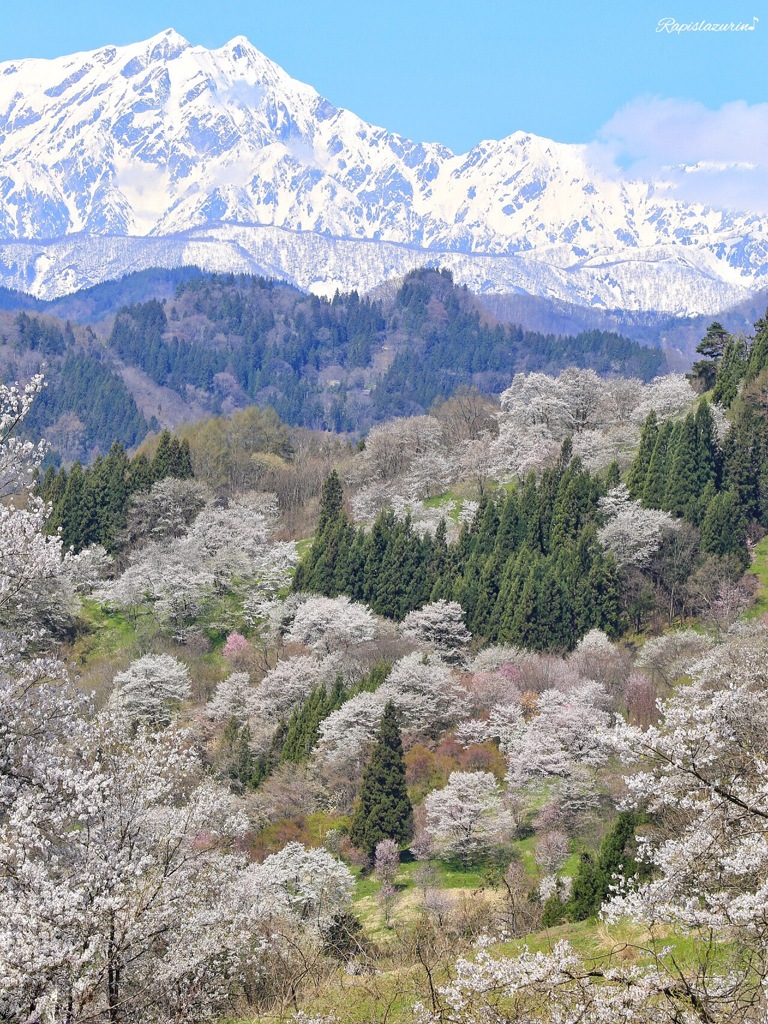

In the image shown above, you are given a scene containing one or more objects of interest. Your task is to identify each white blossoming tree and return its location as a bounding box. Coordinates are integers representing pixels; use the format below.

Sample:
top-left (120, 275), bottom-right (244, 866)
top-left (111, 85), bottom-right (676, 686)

top-left (504, 683), bottom-right (610, 788)
top-left (251, 842), bottom-right (354, 927)
top-left (597, 484), bottom-right (679, 568)
top-left (0, 713), bottom-right (268, 1023)
top-left (604, 623), bottom-right (768, 1015)
top-left (424, 770), bottom-right (513, 867)
top-left (284, 594), bottom-right (378, 653)
top-left (0, 375), bottom-right (74, 639)
top-left (401, 600), bottom-right (472, 663)
top-left (111, 653), bottom-right (192, 726)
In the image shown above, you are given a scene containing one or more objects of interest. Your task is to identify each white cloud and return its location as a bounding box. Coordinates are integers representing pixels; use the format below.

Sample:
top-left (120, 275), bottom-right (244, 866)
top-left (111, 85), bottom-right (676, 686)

top-left (587, 97), bottom-right (768, 214)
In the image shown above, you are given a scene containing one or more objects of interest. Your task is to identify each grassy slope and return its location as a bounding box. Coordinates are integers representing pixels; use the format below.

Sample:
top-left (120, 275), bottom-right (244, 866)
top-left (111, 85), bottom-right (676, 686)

top-left (745, 534), bottom-right (768, 619)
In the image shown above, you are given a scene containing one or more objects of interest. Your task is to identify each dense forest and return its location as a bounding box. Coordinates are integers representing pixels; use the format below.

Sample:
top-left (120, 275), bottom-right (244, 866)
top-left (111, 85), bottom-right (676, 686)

top-left (0, 267), bottom-right (665, 462)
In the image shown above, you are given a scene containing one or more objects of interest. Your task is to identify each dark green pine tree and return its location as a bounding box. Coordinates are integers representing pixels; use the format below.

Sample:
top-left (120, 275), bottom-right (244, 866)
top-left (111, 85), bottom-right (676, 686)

top-left (151, 430), bottom-right (175, 481)
top-left (712, 334), bottom-right (749, 407)
top-left (690, 321), bottom-right (729, 391)
top-left (642, 420), bottom-right (675, 509)
top-left (746, 313), bottom-right (768, 381)
top-left (90, 442), bottom-right (131, 551)
top-left (493, 550), bottom-right (528, 642)
top-left (587, 551), bottom-right (623, 639)
top-left (701, 490), bottom-right (749, 567)
top-left (567, 851), bottom-right (603, 922)
top-left (693, 400), bottom-right (719, 494)
top-left (568, 812), bottom-right (641, 921)
top-left (58, 462), bottom-right (96, 552)
top-left (316, 468), bottom-right (344, 533)
top-left (505, 563), bottom-right (540, 647)
top-left (128, 453), bottom-right (154, 493)
top-left (665, 414), bottom-right (704, 520)
top-left (350, 701), bottom-right (413, 857)
top-left (604, 461), bottom-right (621, 491)
top-left (626, 411), bottom-right (658, 500)
top-left (549, 468), bottom-right (594, 551)
top-left (494, 491), bottom-right (523, 562)
top-left (471, 494), bottom-right (500, 558)
top-left (293, 470), bottom-right (352, 594)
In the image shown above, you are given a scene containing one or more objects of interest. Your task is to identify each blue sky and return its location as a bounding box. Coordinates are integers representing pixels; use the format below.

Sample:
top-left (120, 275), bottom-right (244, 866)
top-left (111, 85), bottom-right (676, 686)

top-left (2, 0), bottom-right (765, 152)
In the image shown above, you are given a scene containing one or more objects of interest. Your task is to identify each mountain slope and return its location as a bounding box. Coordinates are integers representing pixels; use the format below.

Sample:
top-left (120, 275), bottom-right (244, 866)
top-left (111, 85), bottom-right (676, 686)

top-left (1, 29), bottom-right (767, 312)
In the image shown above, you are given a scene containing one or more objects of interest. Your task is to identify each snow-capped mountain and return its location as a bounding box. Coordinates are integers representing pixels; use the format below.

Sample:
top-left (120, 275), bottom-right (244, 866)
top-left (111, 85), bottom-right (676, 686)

top-left (1, 29), bottom-right (766, 312)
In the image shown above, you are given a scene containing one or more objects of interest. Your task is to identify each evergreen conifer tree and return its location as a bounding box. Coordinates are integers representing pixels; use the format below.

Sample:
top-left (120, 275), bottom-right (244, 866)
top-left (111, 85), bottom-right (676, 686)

top-left (643, 420), bottom-right (674, 508)
top-left (350, 701), bottom-right (413, 857)
top-left (665, 414), bottom-right (701, 518)
top-left (701, 490), bottom-right (749, 567)
top-left (627, 411), bottom-right (658, 499)
top-left (690, 322), bottom-right (729, 390)
top-left (712, 335), bottom-right (749, 406)
top-left (568, 813), bottom-right (640, 921)
top-left (746, 314), bottom-right (768, 381)
top-left (151, 430), bottom-right (174, 481)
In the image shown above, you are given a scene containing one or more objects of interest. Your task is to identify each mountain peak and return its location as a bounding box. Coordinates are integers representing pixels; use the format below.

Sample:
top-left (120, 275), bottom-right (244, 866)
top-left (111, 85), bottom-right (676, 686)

top-left (0, 32), bottom-right (764, 314)
top-left (142, 27), bottom-right (190, 60)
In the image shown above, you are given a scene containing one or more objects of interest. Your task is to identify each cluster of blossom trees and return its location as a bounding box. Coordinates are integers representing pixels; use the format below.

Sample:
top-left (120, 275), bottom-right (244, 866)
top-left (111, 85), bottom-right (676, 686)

top-left (6, 310), bottom-right (768, 1024)
top-left (345, 371), bottom-right (696, 525)
top-left (0, 381), bottom-right (358, 1022)
top-left (96, 485), bottom-right (297, 640)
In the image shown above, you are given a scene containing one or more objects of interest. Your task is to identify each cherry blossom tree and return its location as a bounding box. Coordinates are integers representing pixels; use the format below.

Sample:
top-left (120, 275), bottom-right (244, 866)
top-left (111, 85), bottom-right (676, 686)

top-left (351, 416), bottom-right (445, 485)
top-left (420, 936), bottom-right (710, 1024)
top-left (316, 689), bottom-right (386, 777)
top-left (251, 841), bottom-right (354, 927)
top-left (597, 484), bottom-right (679, 568)
top-left (505, 683), bottom-right (610, 788)
top-left (64, 543), bottom-right (113, 594)
top-left (403, 448), bottom-right (457, 500)
top-left (631, 373), bottom-right (697, 425)
top-left (602, 621), bottom-right (768, 1018)
top-left (534, 830), bottom-right (570, 874)
top-left (456, 702), bottom-right (525, 754)
top-left (572, 423), bottom-right (640, 472)
top-left (636, 629), bottom-right (714, 688)
top-left (380, 652), bottom-right (470, 734)
top-left (316, 653), bottom-right (468, 777)
top-left (570, 628), bottom-right (632, 697)
top-left (98, 493), bottom-right (296, 639)
top-left (111, 653), bottom-right (192, 726)
top-left (249, 654), bottom-right (339, 722)
top-left (374, 839), bottom-right (401, 927)
top-left (122, 477), bottom-right (208, 548)
top-left (207, 671), bottom-right (253, 722)
top-left (401, 600), bottom-right (472, 663)
top-left (424, 770), bottom-right (513, 867)
top-left (0, 712), bottom-right (268, 1023)
top-left (0, 375), bottom-right (73, 641)
top-left (222, 630), bottom-right (252, 670)
top-left (374, 838), bottom-right (401, 886)
top-left (284, 595), bottom-right (378, 653)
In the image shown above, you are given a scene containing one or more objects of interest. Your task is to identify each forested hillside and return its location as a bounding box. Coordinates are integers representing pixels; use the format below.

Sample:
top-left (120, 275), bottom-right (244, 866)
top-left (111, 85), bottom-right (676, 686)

top-left (5, 309), bottom-right (768, 1024)
top-left (0, 267), bottom-right (665, 462)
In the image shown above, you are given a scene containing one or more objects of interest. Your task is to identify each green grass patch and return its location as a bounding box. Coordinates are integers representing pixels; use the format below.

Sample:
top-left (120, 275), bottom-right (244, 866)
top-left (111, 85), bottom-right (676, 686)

top-left (74, 599), bottom-right (139, 662)
top-left (295, 537), bottom-right (313, 558)
top-left (746, 534), bottom-right (768, 619)
top-left (509, 835), bottom-right (540, 878)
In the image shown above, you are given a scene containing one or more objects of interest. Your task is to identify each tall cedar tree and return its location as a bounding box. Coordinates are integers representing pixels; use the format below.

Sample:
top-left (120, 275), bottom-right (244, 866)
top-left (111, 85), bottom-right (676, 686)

top-left (567, 812), bottom-right (642, 921)
top-left (292, 469), bottom-right (351, 594)
top-left (350, 701), bottom-right (413, 857)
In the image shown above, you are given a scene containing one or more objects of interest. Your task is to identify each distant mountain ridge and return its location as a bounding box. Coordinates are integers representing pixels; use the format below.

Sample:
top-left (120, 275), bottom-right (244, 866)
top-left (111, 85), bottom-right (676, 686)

top-left (1, 29), bottom-right (767, 313)
top-left (1, 268), bottom-right (667, 463)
